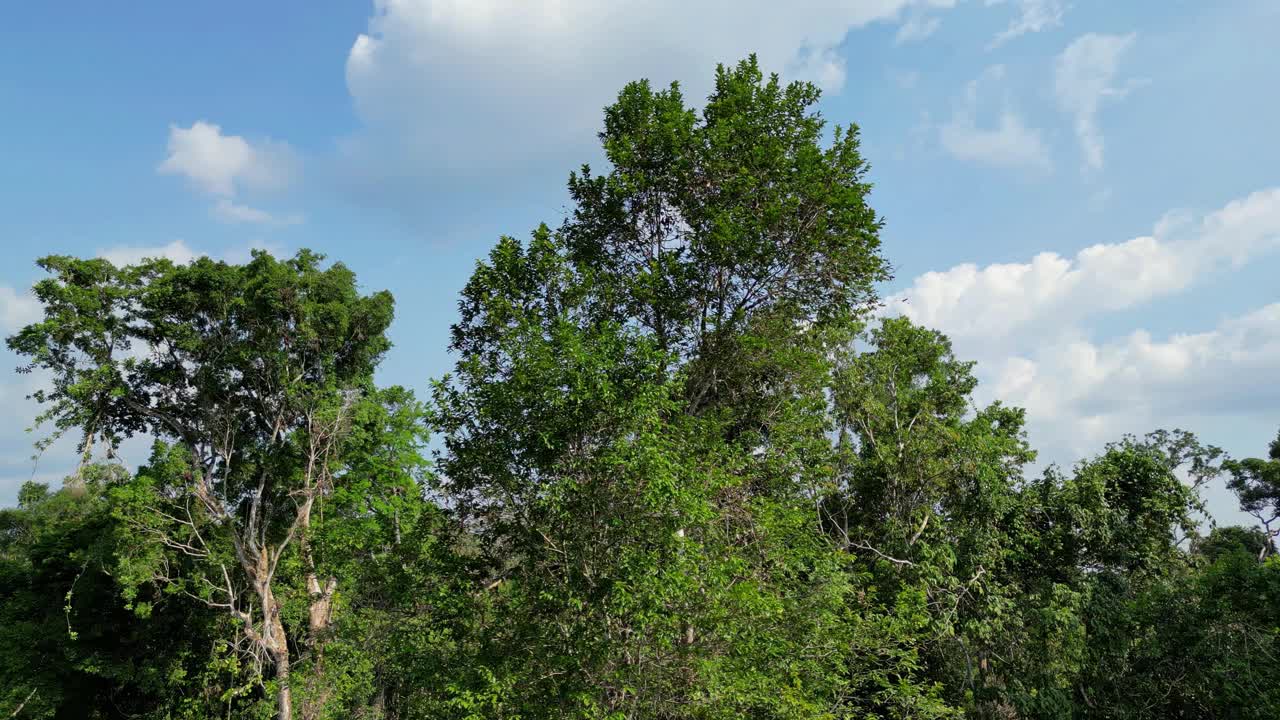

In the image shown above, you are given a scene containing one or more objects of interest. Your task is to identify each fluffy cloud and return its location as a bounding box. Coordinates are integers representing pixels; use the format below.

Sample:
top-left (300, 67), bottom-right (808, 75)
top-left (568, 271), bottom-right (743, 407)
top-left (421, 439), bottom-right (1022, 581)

top-left (159, 122), bottom-right (300, 226)
top-left (885, 187), bottom-right (1280, 476)
top-left (0, 286), bottom-right (41, 335)
top-left (159, 121), bottom-right (295, 196)
top-left (1054, 33), bottom-right (1138, 171)
top-left (886, 188), bottom-right (1280, 344)
top-left (977, 300), bottom-right (1280, 524)
top-left (986, 0), bottom-right (1067, 49)
top-left (341, 0), bottom-right (959, 200)
top-left (98, 239), bottom-right (201, 267)
top-left (990, 304), bottom-right (1280, 430)
top-left (938, 66), bottom-right (1051, 171)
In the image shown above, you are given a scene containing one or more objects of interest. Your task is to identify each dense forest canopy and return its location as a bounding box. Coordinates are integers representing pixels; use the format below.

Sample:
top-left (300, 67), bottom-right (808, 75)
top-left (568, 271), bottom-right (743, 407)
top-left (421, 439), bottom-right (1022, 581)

top-left (2, 57), bottom-right (1277, 719)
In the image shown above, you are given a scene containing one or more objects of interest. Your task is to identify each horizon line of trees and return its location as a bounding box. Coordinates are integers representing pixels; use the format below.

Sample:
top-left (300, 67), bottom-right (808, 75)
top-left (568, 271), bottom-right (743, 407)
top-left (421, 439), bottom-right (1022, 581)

top-left (2, 56), bottom-right (1278, 719)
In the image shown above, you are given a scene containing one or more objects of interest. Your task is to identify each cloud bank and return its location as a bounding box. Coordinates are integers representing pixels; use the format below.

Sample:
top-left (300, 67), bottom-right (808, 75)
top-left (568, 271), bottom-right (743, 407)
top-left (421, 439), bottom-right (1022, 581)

top-left (886, 188), bottom-right (1280, 463)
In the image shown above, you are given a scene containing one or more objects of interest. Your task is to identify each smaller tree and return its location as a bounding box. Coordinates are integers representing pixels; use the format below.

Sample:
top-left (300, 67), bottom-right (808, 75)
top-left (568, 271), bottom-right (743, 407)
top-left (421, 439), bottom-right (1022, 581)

top-left (1224, 428), bottom-right (1280, 559)
top-left (983, 430), bottom-right (1225, 718)
top-left (1193, 525), bottom-right (1275, 562)
top-left (7, 250), bottom-right (408, 720)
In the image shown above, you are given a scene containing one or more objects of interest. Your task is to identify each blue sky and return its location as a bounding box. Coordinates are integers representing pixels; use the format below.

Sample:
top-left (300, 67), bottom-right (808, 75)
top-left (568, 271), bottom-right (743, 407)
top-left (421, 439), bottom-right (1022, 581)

top-left (2, 0), bottom-right (1277, 526)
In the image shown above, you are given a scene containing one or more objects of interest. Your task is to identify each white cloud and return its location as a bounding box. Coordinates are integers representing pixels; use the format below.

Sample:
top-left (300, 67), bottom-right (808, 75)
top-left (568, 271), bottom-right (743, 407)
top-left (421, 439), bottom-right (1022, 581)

top-left (95, 239), bottom-right (292, 268)
top-left (98, 239), bottom-right (201, 267)
top-left (995, 304), bottom-right (1280, 421)
top-left (158, 122), bottom-right (303, 226)
top-left (938, 66), bottom-right (1051, 171)
top-left (981, 303), bottom-right (1280, 476)
top-left (986, 0), bottom-right (1067, 49)
top-left (213, 198), bottom-right (304, 226)
top-left (0, 286), bottom-right (41, 335)
top-left (213, 199), bottom-right (273, 224)
top-left (341, 0), bottom-right (960, 199)
top-left (887, 188), bottom-right (1280, 345)
top-left (159, 121), bottom-right (295, 196)
top-left (896, 15), bottom-right (942, 44)
top-left (1054, 32), bottom-right (1138, 171)
top-left (885, 187), bottom-right (1280, 477)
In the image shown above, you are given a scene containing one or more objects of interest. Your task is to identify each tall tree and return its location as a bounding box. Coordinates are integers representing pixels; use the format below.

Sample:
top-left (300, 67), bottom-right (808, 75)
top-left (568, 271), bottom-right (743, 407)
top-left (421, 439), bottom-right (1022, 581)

top-left (431, 57), bottom-right (951, 717)
top-left (827, 317), bottom-right (1037, 715)
top-left (7, 250), bottom-right (406, 720)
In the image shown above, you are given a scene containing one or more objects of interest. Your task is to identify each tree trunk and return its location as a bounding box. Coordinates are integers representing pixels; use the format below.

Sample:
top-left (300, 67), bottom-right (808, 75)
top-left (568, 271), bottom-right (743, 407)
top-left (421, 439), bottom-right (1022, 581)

top-left (308, 576), bottom-right (338, 636)
top-left (259, 578), bottom-right (293, 720)
top-left (277, 654), bottom-right (293, 720)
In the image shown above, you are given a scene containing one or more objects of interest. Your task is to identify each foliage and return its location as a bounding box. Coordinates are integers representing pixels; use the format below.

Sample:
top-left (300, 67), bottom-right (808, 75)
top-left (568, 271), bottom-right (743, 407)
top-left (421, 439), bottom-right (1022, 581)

top-left (0, 468), bottom-right (251, 719)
